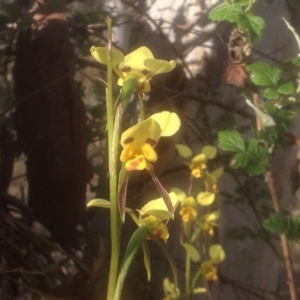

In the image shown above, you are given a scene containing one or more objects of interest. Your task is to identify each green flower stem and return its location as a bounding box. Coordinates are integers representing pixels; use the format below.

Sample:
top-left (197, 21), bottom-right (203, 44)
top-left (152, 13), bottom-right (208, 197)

top-left (106, 17), bottom-right (121, 300)
top-left (138, 93), bottom-right (145, 121)
top-left (184, 222), bottom-right (192, 300)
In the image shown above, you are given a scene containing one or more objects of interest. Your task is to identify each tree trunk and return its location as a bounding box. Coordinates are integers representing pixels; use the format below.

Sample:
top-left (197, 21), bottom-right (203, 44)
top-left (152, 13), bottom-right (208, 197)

top-left (13, 1), bottom-right (87, 248)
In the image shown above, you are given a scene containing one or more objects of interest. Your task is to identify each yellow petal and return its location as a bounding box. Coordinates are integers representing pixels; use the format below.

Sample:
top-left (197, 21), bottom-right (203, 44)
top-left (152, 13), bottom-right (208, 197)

top-left (87, 198), bottom-right (111, 208)
top-left (210, 167), bottom-right (224, 180)
top-left (170, 187), bottom-right (187, 202)
top-left (144, 58), bottom-right (176, 76)
top-left (197, 192), bottom-right (215, 206)
top-left (142, 143), bottom-right (158, 162)
top-left (120, 46), bottom-right (154, 71)
top-left (120, 118), bottom-right (162, 148)
top-left (163, 278), bottom-right (181, 298)
top-left (209, 244), bottom-right (226, 263)
top-left (152, 222), bottom-right (169, 242)
top-left (138, 192), bottom-right (178, 220)
top-left (203, 211), bottom-right (220, 223)
top-left (90, 46), bottom-right (124, 67)
top-left (192, 153), bottom-right (206, 163)
top-left (150, 111), bottom-right (181, 137)
top-left (182, 196), bottom-right (197, 208)
top-left (181, 243), bottom-right (201, 262)
top-left (175, 144), bottom-right (193, 158)
top-left (202, 262), bottom-right (218, 281)
top-left (202, 145), bottom-right (217, 159)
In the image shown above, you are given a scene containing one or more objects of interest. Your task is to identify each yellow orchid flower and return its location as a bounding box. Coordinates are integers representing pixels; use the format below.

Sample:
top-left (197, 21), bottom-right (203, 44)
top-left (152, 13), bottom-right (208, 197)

top-left (189, 145), bottom-right (217, 178)
top-left (119, 111), bottom-right (181, 219)
top-left (179, 196), bottom-right (198, 223)
top-left (87, 192), bottom-right (179, 242)
top-left (162, 278), bottom-right (181, 300)
top-left (201, 244), bottom-right (225, 281)
top-left (171, 188), bottom-right (198, 223)
top-left (90, 46), bottom-right (176, 93)
top-left (202, 261), bottom-right (219, 281)
top-left (138, 193), bottom-right (179, 242)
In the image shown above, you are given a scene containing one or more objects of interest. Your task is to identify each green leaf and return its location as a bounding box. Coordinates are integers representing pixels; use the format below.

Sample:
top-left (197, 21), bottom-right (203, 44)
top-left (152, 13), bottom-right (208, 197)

top-left (246, 62), bottom-right (282, 86)
top-left (277, 81), bottom-right (295, 95)
top-left (232, 152), bottom-right (249, 168)
top-left (218, 130), bottom-right (245, 152)
top-left (120, 76), bottom-right (138, 109)
top-left (175, 144), bottom-right (193, 158)
top-left (245, 13), bottom-right (265, 42)
top-left (263, 87), bottom-right (280, 100)
top-left (264, 212), bottom-right (290, 234)
top-left (143, 241), bottom-right (151, 281)
top-left (292, 57), bottom-right (300, 68)
top-left (114, 226), bottom-right (149, 300)
top-left (246, 138), bottom-right (269, 176)
top-left (209, 3), bottom-right (244, 23)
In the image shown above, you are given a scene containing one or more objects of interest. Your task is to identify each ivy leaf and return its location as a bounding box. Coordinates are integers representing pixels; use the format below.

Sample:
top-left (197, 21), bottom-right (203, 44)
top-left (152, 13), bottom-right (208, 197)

top-left (218, 130), bottom-right (245, 152)
top-left (246, 62), bottom-right (282, 86)
top-left (209, 3), bottom-right (244, 23)
top-left (277, 81), bottom-right (295, 95)
top-left (263, 87), bottom-right (280, 100)
top-left (264, 212), bottom-right (291, 234)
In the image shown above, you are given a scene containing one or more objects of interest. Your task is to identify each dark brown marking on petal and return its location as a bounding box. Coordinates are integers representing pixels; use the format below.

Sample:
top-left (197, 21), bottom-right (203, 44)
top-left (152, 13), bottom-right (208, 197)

top-left (146, 138), bottom-right (157, 147)
top-left (123, 137), bottom-right (134, 144)
top-left (121, 66), bottom-right (131, 72)
top-left (141, 69), bottom-right (150, 75)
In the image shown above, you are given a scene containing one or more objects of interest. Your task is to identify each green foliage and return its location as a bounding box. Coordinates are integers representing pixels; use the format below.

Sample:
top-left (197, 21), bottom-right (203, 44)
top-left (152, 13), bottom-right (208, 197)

top-left (264, 213), bottom-right (300, 240)
top-left (209, 2), bottom-right (265, 42)
top-left (246, 62), bottom-right (295, 99)
top-left (218, 131), bottom-right (269, 176)
top-left (218, 130), bottom-right (245, 152)
top-left (259, 103), bottom-right (296, 147)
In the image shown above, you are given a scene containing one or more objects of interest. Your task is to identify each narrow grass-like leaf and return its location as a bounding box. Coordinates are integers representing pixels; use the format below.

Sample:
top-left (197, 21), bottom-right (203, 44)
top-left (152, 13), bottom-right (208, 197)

top-left (114, 225), bottom-right (149, 300)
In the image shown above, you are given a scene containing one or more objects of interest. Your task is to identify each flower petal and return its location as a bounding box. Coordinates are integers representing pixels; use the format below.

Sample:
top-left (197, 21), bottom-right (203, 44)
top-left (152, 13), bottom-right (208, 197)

top-left (87, 198), bottom-right (111, 208)
top-left (148, 167), bottom-right (177, 215)
top-left (170, 187), bottom-right (187, 202)
top-left (202, 145), bottom-right (217, 159)
top-left (120, 118), bottom-right (162, 147)
top-left (181, 243), bottom-right (201, 262)
top-left (209, 244), bottom-right (226, 263)
top-left (175, 144), bottom-right (193, 158)
top-left (197, 192), bottom-right (215, 206)
top-left (139, 192), bottom-right (178, 220)
top-left (120, 46), bottom-right (154, 71)
top-left (144, 58), bottom-right (176, 76)
top-left (142, 143), bottom-right (158, 162)
top-left (150, 111), bottom-right (181, 137)
top-left (192, 153), bottom-right (206, 163)
top-left (90, 46), bottom-right (124, 67)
